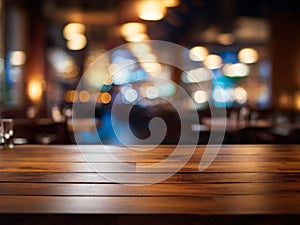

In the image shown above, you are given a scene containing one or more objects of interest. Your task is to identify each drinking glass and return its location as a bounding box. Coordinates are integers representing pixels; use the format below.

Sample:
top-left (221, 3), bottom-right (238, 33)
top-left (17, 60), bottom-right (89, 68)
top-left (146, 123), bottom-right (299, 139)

top-left (0, 119), bottom-right (14, 149)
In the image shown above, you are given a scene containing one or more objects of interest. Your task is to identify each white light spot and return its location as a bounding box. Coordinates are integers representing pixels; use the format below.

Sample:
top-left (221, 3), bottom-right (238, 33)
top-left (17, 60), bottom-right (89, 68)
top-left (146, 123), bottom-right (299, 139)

top-left (146, 86), bottom-right (159, 99)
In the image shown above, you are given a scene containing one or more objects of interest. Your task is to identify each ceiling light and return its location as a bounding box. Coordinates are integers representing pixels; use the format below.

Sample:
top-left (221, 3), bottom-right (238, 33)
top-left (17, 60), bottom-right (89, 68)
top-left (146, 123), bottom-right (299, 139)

top-left (125, 33), bottom-right (149, 42)
top-left (162, 0), bottom-right (180, 7)
top-left (66, 33), bottom-right (87, 50)
top-left (120, 22), bottom-right (147, 39)
top-left (136, 0), bottom-right (166, 21)
top-left (63, 23), bottom-right (86, 40)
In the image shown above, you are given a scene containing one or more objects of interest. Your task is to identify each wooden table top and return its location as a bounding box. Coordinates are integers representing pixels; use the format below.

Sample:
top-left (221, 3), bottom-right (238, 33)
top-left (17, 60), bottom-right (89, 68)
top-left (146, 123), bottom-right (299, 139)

top-left (0, 144), bottom-right (300, 215)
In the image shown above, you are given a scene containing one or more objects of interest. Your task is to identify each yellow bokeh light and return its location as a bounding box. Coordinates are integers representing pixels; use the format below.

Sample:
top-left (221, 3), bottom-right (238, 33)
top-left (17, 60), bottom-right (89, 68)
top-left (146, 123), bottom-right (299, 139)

top-left (64, 90), bottom-right (78, 103)
top-left (28, 79), bottom-right (43, 103)
top-left (203, 54), bottom-right (222, 69)
top-left (238, 48), bottom-right (259, 64)
top-left (101, 92), bottom-right (112, 104)
top-left (79, 90), bottom-right (91, 103)
top-left (136, 0), bottom-right (166, 21)
top-left (294, 92), bottom-right (300, 110)
top-left (120, 22), bottom-right (147, 39)
top-left (162, 0), bottom-right (180, 7)
top-left (103, 76), bottom-right (113, 85)
top-left (140, 62), bottom-right (162, 75)
top-left (63, 23), bottom-right (86, 40)
top-left (137, 52), bottom-right (157, 62)
top-left (189, 46), bottom-right (209, 61)
top-left (66, 33), bottom-right (87, 50)
top-left (125, 33), bottom-right (149, 42)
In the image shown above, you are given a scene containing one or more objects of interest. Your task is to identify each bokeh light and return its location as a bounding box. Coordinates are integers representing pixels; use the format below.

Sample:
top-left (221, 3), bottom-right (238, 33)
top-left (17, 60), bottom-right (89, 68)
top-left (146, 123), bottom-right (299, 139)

top-left (193, 90), bottom-right (208, 104)
top-left (10, 51), bottom-right (26, 66)
top-left (238, 48), bottom-right (259, 64)
top-left (28, 79), bottom-right (43, 103)
top-left (136, 0), bottom-right (167, 21)
top-left (120, 22), bottom-right (147, 42)
top-left (63, 23), bottom-right (86, 40)
top-left (101, 92), bottom-right (112, 104)
top-left (223, 63), bottom-right (250, 77)
top-left (124, 88), bottom-right (138, 103)
top-left (189, 46), bottom-right (209, 62)
top-left (234, 87), bottom-right (248, 104)
top-left (146, 86), bottom-right (159, 99)
top-left (79, 90), bottom-right (91, 103)
top-left (203, 54), bottom-right (222, 69)
top-left (66, 33), bottom-right (87, 51)
top-left (162, 0), bottom-right (180, 7)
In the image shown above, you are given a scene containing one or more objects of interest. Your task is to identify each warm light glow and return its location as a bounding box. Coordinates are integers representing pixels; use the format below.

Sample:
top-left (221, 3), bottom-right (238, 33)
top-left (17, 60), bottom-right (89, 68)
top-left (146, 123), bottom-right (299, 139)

top-left (223, 63), bottom-right (250, 77)
top-left (125, 33), bottom-right (149, 42)
top-left (10, 51), bottom-right (26, 66)
top-left (120, 22), bottom-right (147, 40)
top-left (279, 93), bottom-right (290, 108)
top-left (137, 53), bottom-right (157, 62)
top-left (101, 92), bottom-right (112, 104)
top-left (238, 48), bottom-right (259, 64)
top-left (130, 43), bottom-right (152, 57)
top-left (162, 0), bottom-right (180, 7)
top-left (63, 23), bottom-right (87, 50)
top-left (95, 93), bottom-right (102, 103)
top-left (51, 106), bottom-right (62, 122)
top-left (216, 33), bottom-right (235, 45)
top-left (203, 54), bottom-right (222, 69)
top-left (140, 62), bottom-right (162, 75)
top-left (66, 34), bottom-right (87, 50)
top-left (193, 90), bottom-right (208, 104)
top-left (189, 46), bottom-right (209, 62)
top-left (64, 90), bottom-right (78, 103)
top-left (28, 80), bottom-right (43, 103)
top-left (185, 68), bottom-right (212, 83)
top-left (234, 87), bottom-right (248, 104)
top-left (137, 0), bottom-right (167, 21)
top-left (295, 92), bottom-right (300, 110)
top-left (146, 86), bottom-right (159, 99)
top-left (103, 76), bottom-right (113, 85)
top-left (63, 23), bottom-right (86, 40)
top-left (79, 90), bottom-right (91, 103)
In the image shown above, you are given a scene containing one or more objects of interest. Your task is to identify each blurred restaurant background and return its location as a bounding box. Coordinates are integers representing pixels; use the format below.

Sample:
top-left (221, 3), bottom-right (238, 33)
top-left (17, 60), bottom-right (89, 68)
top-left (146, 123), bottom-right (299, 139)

top-left (0, 0), bottom-right (299, 145)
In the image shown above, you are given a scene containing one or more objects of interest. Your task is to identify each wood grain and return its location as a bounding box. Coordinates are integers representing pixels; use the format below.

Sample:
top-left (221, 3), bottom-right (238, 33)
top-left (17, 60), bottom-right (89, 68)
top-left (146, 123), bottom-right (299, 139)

top-left (0, 144), bottom-right (299, 216)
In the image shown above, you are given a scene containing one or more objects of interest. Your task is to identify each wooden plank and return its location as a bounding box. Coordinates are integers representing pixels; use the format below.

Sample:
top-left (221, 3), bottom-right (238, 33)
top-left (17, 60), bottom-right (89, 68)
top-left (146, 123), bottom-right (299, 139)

top-left (0, 195), bottom-right (300, 214)
top-left (0, 161), bottom-right (299, 173)
top-left (137, 161), bottom-right (300, 172)
top-left (0, 161), bottom-right (136, 172)
top-left (1, 153), bottom-right (300, 163)
top-left (0, 172), bottom-right (299, 184)
top-left (0, 144), bottom-right (300, 215)
top-left (5, 144), bottom-right (300, 155)
top-left (1, 182), bottom-right (300, 196)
